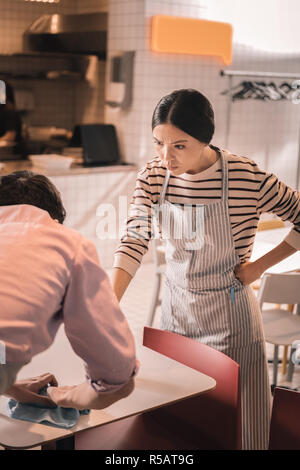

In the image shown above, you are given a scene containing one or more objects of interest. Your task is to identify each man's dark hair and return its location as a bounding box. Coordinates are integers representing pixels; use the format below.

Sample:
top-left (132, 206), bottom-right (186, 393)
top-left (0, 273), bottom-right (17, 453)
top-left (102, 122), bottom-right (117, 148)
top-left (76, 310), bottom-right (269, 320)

top-left (152, 88), bottom-right (215, 144)
top-left (0, 171), bottom-right (66, 224)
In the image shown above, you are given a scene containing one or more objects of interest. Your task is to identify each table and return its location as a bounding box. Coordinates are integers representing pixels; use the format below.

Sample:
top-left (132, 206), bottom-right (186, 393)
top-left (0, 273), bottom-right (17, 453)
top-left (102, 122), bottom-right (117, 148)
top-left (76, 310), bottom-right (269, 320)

top-left (251, 226), bottom-right (300, 273)
top-left (0, 343), bottom-right (216, 450)
top-left (252, 225), bottom-right (300, 315)
top-left (252, 226), bottom-right (300, 315)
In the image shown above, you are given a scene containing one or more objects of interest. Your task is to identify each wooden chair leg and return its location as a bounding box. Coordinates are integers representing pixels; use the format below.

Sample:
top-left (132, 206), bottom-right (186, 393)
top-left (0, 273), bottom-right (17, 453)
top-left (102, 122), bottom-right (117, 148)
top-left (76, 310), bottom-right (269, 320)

top-left (273, 345), bottom-right (279, 388)
top-left (282, 346), bottom-right (288, 375)
top-left (281, 305), bottom-right (295, 375)
top-left (287, 346), bottom-right (296, 382)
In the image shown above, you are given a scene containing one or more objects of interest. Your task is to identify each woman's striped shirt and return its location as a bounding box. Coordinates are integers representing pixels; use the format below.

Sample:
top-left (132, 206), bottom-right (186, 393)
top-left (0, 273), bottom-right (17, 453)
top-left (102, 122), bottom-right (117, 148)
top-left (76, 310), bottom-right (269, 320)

top-left (114, 146), bottom-right (300, 277)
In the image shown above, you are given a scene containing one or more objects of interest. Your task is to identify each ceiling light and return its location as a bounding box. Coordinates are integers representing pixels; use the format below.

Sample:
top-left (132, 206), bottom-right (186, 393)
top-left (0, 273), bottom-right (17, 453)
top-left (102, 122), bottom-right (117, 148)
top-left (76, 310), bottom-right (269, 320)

top-left (24, 0), bottom-right (60, 4)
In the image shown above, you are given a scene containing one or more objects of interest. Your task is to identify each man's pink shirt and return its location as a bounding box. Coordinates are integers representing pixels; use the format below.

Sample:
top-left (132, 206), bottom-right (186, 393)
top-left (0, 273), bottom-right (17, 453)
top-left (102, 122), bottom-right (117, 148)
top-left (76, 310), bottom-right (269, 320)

top-left (0, 204), bottom-right (137, 392)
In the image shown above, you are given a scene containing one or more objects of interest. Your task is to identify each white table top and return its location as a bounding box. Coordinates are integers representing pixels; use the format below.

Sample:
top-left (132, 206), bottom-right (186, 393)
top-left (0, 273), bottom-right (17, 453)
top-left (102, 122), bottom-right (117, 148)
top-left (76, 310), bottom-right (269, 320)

top-left (251, 227), bottom-right (300, 273)
top-left (0, 343), bottom-right (216, 449)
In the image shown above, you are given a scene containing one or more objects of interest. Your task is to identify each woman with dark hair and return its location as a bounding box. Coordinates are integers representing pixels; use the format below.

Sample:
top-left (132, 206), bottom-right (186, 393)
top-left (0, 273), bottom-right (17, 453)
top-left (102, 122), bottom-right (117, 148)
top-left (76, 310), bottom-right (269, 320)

top-left (112, 89), bottom-right (300, 449)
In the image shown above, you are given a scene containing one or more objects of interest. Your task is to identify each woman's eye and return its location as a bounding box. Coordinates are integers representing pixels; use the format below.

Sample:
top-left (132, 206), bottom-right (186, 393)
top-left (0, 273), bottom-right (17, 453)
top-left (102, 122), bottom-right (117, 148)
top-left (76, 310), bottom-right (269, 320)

top-left (175, 145), bottom-right (185, 150)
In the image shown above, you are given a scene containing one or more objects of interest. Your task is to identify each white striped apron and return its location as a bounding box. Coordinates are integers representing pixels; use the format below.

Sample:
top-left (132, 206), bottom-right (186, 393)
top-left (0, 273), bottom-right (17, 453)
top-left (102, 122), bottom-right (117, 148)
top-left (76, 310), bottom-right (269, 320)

top-left (158, 150), bottom-right (271, 450)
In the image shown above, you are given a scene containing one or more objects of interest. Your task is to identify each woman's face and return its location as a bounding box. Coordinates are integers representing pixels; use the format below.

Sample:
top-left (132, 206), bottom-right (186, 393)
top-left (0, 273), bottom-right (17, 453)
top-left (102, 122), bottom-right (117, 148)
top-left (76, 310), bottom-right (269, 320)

top-left (152, 123), bottom-right (207, 175)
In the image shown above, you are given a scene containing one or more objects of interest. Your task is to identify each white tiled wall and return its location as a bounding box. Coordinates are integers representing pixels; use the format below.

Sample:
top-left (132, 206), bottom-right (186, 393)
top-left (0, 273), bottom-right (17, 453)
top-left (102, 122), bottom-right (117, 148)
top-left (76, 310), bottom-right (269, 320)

top-left (105, 0), bottom-right (233, 168)
top-left (51, 169), bottom-right (138, 269)
top-left (106, 0), bottom-right (300, 190)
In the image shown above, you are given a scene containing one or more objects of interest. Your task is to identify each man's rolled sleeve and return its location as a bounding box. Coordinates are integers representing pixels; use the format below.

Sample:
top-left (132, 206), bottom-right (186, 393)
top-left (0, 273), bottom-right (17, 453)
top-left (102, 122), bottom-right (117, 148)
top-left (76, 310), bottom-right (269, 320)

top-left (63, 237), bottom-right (138, 393)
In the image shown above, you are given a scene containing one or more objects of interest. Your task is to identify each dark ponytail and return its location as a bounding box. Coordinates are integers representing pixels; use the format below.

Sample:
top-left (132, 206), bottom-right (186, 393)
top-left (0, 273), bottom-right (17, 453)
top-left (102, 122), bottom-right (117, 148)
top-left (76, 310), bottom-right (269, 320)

top-left (152, 89), bottom-right (215, 144)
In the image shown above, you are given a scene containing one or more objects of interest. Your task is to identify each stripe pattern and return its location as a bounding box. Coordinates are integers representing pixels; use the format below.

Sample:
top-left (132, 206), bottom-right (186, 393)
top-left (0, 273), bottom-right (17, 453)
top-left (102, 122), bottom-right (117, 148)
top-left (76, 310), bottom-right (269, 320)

top-left (114, 146), bottom-right (300, 276)
top-left (160, 150), bottom-right (271, 450)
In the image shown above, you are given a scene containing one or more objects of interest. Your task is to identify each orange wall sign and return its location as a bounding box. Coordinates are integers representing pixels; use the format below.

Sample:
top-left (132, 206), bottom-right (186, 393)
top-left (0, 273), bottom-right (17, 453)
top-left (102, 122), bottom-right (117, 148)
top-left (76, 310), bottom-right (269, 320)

top-left (151, 15), bottom-right (233, 65)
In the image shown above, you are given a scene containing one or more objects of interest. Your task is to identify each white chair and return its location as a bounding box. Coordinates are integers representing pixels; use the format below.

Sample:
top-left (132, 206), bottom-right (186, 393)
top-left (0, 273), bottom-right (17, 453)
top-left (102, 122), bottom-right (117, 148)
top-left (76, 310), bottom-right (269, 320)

top-left (146, 239), bottom-right (166, 327)
top-left (257, 272), bottom-right (300, 390)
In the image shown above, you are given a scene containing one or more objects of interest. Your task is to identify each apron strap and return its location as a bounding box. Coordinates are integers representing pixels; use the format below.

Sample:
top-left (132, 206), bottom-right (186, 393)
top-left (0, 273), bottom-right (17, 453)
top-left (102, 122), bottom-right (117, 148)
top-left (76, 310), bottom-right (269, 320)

top-left (220, 150), bottom-right (229, 202)
top-left (159, 169), bottom-right (171, 205)
top-left (159, 149), bottom-right (228, 203)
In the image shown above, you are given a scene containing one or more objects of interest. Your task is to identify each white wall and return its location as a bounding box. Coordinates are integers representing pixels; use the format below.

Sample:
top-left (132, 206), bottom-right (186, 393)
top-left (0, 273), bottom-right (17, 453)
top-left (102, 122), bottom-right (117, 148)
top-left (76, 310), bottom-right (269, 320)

top-left (202, 0), bottom-right (300, 54)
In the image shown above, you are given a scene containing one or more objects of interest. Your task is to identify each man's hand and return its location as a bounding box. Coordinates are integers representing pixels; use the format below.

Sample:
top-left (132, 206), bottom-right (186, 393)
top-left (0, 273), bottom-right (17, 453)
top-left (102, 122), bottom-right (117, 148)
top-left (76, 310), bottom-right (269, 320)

top-left (234, 260), bottom-right (263, 285)
top-left (4, 373), bottom-right (58, 408)
top-left (47, 382), bottom-right (103, 410)
top-left (47, 380), bottom-right (135, 410)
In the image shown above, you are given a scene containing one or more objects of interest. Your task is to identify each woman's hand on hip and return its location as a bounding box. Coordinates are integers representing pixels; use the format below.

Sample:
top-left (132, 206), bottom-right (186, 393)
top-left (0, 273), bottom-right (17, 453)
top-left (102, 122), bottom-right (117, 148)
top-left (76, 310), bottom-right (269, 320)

top-left (234, 260), bottom-right (263, 285)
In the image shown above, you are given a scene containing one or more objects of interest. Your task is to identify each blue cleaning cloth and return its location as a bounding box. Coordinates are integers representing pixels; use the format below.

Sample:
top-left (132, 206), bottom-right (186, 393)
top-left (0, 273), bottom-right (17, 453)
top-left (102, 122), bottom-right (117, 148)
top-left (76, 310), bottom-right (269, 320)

top-left (6, 387), bottom-right (90, 429)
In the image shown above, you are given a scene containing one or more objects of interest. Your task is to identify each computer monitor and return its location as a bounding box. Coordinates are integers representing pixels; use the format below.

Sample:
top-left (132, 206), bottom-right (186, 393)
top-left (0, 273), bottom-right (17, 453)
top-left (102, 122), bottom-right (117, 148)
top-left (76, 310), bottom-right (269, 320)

top-left (70, 124), bottom-right (121, 166)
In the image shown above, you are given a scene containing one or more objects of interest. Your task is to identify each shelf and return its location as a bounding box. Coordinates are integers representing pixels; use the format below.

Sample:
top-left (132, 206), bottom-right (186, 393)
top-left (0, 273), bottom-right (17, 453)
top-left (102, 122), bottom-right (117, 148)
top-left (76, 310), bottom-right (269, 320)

top-left (0, 52), bottom-right (102, 82)
top-left (0, 73), bottom-right (87, 82)
top-left (0, 51), bottom-right (106, 61)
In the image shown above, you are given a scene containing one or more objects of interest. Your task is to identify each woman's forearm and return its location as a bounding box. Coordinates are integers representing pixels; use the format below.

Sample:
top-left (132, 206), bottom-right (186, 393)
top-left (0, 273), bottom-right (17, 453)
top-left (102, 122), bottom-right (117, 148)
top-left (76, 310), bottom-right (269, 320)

top-left (111, 267), bottom-right (133, 302)
top-left (255, 241), bottom-right (297, 274)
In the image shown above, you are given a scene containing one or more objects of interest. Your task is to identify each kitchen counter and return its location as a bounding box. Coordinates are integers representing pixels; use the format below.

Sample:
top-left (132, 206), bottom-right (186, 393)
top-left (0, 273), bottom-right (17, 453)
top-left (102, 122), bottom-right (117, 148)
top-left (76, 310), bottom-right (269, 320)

top-left (0, 160), bottom-right (136, 177)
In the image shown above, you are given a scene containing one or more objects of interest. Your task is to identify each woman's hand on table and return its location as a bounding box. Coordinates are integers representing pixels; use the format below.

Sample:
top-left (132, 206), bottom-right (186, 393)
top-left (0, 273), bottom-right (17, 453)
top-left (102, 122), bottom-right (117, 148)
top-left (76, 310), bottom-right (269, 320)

top-left (234, 260), bottom-right (263, 285)
top-left (4, 373), bottom-right (58, 408)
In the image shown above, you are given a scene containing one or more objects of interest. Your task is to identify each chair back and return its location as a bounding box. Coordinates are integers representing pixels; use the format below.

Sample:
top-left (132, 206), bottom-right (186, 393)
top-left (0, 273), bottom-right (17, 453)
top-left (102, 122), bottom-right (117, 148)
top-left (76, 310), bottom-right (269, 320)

top-left (269, 387), bottom-right (300, 450)
top-left (257, 272), bottom-right (300, 308)
top-left (143, 327), bottom-right (242, 450)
